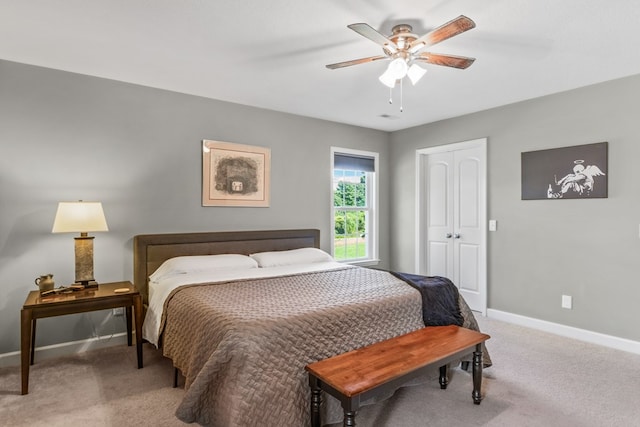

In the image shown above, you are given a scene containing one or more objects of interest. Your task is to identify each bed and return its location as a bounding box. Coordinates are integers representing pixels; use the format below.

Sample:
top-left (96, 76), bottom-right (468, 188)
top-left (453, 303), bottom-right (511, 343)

top-left (134, 229), bottom-right (489, 426)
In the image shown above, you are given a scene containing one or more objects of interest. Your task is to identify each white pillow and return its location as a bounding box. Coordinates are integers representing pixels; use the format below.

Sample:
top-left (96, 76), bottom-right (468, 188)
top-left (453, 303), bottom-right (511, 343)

top-left (250, 247), bottom-right (334, 268)
top-left (149, 254), bottom-right (258, 282)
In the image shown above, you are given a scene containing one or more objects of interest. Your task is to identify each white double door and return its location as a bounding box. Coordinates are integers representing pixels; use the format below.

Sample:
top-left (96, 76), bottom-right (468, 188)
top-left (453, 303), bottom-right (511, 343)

top-left (417, 139), bottom-right (486, 313)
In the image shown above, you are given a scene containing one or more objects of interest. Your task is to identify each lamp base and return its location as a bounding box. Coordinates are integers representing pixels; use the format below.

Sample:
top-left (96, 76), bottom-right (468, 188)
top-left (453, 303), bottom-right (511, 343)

top-left (74, 235), bottom-right (99, 289)
top-left (76, 280), bottom-right (99, 289)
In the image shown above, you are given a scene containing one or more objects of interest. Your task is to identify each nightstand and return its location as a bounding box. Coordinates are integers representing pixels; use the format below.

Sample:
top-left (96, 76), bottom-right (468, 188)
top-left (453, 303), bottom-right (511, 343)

top-left (20, 281), bottom-right (143, 395)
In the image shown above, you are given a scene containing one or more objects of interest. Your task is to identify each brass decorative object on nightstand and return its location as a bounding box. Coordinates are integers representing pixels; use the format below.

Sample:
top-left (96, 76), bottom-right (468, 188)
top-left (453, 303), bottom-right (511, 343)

top-left (34, 274), bottom-right (55, 293)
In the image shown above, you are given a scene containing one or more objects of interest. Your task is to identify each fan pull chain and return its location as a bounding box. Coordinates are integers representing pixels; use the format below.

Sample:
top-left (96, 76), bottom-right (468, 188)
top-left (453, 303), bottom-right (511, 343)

top-left (386, 80), bottom-right (404, 112)
top-left (400, 78), bottom-right (404, 113)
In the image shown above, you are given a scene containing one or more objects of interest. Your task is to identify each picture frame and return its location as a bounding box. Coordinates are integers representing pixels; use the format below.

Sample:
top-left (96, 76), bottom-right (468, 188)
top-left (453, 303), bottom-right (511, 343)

top-left (202, 140), bottom-right (271, 207)
top-left (521, 141), bottom-right (607, 200)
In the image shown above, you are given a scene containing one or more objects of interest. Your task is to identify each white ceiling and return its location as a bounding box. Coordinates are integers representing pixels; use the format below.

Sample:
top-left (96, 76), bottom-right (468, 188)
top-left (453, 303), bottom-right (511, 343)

top-left (2, 0), bottom-right (640, 132)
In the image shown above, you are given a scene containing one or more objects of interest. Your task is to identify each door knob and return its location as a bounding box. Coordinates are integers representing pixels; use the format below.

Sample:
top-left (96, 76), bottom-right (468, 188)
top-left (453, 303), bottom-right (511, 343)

top-left (453, 233), bottom-right (461, 239)
top-left (446, 233), bottom-right (452, 238)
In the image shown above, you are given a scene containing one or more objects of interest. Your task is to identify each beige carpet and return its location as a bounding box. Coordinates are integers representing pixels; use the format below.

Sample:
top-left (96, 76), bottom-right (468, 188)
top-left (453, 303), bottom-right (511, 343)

top-left (1, 316), bottom-right (639, 426)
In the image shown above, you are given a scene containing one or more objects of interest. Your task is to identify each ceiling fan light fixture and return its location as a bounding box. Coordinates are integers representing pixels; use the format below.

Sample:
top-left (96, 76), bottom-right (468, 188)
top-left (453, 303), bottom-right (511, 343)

top-left (388, 57), bottom-right (408, 79)
top-left (407, 63), bottom-right (427, 85)
top-left (378, 68), bottom-right (397, 88)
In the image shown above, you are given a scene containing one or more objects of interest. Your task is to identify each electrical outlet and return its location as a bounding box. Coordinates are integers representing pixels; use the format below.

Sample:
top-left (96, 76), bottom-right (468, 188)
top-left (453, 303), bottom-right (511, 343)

top-left (488, 220), bottom-right (497, 231)
top-left (561, 295), bottom-right (572, 309)
top-left (112, 307), bottom-right (124, 316)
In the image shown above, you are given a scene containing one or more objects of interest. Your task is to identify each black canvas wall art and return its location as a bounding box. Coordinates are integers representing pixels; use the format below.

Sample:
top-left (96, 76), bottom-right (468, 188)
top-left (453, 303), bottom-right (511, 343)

top-left (521, 142), bottom-right (607, 200)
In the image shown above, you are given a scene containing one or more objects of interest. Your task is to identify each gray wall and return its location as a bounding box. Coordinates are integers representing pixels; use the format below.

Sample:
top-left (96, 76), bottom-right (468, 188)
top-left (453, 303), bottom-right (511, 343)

top-left (0, 60), bottom-right (390, 354)
top-left (3, 57), bottom-right (639, 356)
top-left (390, 74), bottom-right (640, 342)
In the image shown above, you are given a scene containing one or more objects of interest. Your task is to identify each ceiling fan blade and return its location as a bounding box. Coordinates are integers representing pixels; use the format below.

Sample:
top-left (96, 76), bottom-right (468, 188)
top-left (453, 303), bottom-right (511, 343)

top-left (409, 15), bottom-right (475, 52)
top-left (326, 55), bottom-right (388, 70)
top-left (348, 23), bottom-right (398, 50)
top-left (414, 52), bottom-right (475, 69)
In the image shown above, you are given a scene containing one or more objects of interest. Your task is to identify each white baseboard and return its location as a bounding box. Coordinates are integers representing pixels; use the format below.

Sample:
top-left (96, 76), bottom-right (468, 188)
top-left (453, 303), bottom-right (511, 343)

top-left (0, 332), bottom-right (128, 369)
top-left (487, 309), bottom-right (640, 355)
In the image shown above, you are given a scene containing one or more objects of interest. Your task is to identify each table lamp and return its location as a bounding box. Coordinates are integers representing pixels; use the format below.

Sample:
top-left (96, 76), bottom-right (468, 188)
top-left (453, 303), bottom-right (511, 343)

top-left (52, 201), bottom-right (108, 288)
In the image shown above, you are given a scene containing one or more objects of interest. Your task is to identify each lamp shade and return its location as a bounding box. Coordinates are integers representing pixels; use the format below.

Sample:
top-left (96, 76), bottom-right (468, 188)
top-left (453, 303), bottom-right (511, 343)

top-left (407, 63), bottom-right (427, 85)
top-left (388, 58), bottom-right (408, 79)
top-left (378, 68), bottom-right (397, 88)
top-left (52, 202), bottom-right (109, 233)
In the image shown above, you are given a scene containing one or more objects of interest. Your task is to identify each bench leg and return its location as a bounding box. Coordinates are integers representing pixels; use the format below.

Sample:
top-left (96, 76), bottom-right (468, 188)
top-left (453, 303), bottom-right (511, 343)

top-left (472, 343), bottom-right (483, 404)
top-left (343, 410), bottom-right (356, 427)
top-left (439, 365), bottom-right (448, 389)
top-left (341, 397), bottom-right (359, 427)
top-left (309, 375), bottom-right (322, 427)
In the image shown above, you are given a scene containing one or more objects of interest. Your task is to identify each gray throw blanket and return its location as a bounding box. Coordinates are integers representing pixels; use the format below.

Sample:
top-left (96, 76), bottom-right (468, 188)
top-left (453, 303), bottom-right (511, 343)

top-left (389, 272), bottom-right (464, 327)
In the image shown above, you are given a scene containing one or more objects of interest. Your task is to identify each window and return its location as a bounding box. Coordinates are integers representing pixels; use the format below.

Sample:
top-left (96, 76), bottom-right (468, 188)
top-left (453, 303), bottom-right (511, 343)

top-left (331, 147), bottom-right (378, 264)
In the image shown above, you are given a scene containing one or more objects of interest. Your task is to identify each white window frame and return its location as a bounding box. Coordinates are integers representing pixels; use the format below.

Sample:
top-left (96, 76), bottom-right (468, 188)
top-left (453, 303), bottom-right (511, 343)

top-left (330, 147), bottom-right (379, 266)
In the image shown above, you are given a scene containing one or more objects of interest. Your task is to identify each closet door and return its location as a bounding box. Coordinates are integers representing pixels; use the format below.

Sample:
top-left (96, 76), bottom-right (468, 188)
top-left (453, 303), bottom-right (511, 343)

top-left (426, 152), bottom-right (454, 279)
top-left (425, 144), bottom-right (485, 312)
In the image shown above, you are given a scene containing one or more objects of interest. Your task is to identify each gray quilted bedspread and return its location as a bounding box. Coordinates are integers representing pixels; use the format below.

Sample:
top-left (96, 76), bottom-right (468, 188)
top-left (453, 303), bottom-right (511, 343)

top-left (159, 266), bottom-right (486, 426)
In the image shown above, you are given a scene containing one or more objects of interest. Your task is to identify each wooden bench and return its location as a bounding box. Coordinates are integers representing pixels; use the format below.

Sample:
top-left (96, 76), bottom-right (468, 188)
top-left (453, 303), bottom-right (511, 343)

top-left (305, 325), bottom-right (490, 427)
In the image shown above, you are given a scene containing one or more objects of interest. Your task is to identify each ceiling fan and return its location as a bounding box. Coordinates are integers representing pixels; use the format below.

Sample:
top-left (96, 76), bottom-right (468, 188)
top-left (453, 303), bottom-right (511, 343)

top-left (326, 15), bottom-right (476, 110)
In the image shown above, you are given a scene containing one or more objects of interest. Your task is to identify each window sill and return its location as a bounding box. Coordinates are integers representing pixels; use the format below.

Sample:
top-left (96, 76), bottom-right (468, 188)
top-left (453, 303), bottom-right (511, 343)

top-left (340, 259), bottom-right (380, 267)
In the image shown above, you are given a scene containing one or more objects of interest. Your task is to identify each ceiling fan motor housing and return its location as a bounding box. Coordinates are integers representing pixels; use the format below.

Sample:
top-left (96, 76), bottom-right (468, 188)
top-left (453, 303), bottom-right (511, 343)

top-left (388, 24), bottom-right (418, 51)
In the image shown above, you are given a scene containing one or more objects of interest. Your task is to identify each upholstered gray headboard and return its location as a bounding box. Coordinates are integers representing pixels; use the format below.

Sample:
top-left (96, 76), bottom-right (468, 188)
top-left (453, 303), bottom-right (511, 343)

top-left (133, 229), bottom-right (320, 304)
